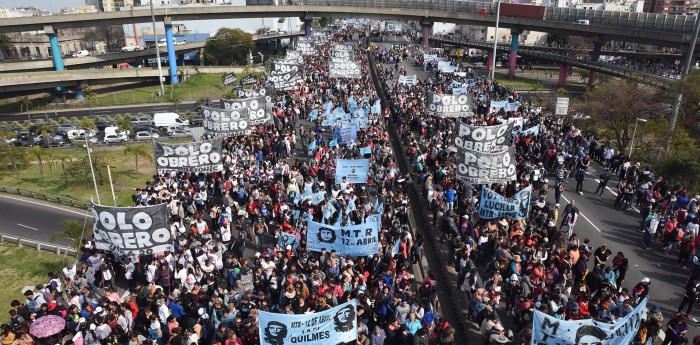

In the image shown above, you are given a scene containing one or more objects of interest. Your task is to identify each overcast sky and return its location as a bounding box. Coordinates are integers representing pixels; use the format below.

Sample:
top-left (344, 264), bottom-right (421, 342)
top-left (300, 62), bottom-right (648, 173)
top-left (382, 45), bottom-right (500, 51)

top-left (0, 0), bottom-right (85, 12)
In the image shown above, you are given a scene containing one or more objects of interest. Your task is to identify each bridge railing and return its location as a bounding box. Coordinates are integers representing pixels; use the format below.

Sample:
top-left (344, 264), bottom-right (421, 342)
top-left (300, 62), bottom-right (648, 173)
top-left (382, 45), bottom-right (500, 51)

top-left (305, 0), bottom-right (697, 32)
top-left (0, 186), bottom-right (90, 209)
top-left (0, 232), bottom-right (77, 256)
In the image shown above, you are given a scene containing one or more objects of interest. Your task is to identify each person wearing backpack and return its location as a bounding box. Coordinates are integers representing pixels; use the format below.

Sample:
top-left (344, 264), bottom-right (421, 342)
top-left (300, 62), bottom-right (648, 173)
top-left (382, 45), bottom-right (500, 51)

top-left (23, 290), bottom-right (46, 314)
top-left (594, 169), bottom-right (611, 196)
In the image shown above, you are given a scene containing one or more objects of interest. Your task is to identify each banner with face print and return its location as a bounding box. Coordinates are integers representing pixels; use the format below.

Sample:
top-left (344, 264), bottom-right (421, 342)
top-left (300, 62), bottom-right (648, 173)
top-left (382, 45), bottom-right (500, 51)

top-left (154, 138), bottom-right (223, 174)
top-left (258, 300), bottom-right (358, 345)
top-left (455, 146), bottom-right (517, 184)
top-left (531, 298), bottom-right (647, 345)
top-left (478, 186), bottom-right (532, 220)
top-left (306, 219), bottom-right (379, 257)
top-left (92, 203), bottom-right (172, 256)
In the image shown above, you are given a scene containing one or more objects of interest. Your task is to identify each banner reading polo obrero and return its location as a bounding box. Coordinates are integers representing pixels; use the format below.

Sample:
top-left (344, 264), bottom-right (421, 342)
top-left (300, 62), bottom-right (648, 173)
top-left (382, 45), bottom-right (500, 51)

top-left (92, 203), bottom-right (173, 256)
top-left (335, 158), bottom-right (370, 184)
top-left (306, 219), bottom-right (379, 257)
top-left (329, 60), bottom-right (361, 79)
top-left (296, 36), bottom-right (316, 55)
top-left (532, 298), bottom-right (647, 345)
top-left (427, 92), bottom-right (472, 118)
top-left (202, 106), bottom-right (251, 137)
top-left (259, 300), bottom-right (358, 345)
top-left (286, 49), bottom-right (302, 60)
top-left (452, 122), bottom-right (513, 153)
top-left (154, 138), bottom-right (223, 174)
top-left (454, 146), bottom-right (517, 184)
top-left (479, 186), bottom-right (532, 220)
top-left (269, 59), bottom-right (303, 90)
top-left (221, 95), bottom-right (272, 125)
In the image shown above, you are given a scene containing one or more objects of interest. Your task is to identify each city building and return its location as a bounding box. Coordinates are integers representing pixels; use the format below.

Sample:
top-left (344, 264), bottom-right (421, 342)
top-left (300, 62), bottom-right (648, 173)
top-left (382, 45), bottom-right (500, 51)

top-left (60, 5), bottom-right (99, 14)
top-left (85, 0), bottom-right (136, 12)
top-left (643, 0), bottom-right (693, 14)
top-left (2, 34), bottom-right (86, 60)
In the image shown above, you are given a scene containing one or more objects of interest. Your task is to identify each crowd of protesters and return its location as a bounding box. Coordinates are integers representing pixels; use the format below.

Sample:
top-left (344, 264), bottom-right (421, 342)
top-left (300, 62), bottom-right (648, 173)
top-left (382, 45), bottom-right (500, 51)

top-left (4, 27), bottom-right (456, 345)
top-left (371, 36), bottom-right (700, 345)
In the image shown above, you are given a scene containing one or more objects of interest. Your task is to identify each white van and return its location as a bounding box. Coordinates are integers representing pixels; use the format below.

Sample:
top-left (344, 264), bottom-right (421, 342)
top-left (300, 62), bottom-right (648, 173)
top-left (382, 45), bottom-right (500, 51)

top-left (575, 20), bottom-right (590, 25)
top-left (153, 113), bottom-right (188, 130)
top-left (67, 129), bottom-right (95, 140)
top-left (72, 50), bottom-right (89, 58)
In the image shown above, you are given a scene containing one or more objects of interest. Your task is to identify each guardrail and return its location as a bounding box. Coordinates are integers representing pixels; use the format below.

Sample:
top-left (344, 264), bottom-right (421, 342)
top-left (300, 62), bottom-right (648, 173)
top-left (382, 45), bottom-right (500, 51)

top-left (305, 0), bottom-right (697, 32)
top-left (0, 186), bottom-right (90, 209)
top-left (0, 232), bottom-right (77, 256)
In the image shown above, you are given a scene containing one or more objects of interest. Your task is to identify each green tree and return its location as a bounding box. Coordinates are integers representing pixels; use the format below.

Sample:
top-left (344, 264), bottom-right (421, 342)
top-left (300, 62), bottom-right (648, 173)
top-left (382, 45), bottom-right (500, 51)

top-left (50, 219), bottom-right (93, 252)
top-left (82, 87), bottom-right (96, 116)
top-left (77, 117), bottom-right (97, 131)
top-left (0, 147), bottom-right (28, 179)
top-left (669, 69), bottom-right (700, 131)
top-left (115, 117), bottom-right (133, 137)
top-left (65, 154), bottom-right (107, 185)
top-left (16, 96), bottom-right (32, 116)
top-left (204, 28), bottom-right (254, 66)
top-left (124, 144), bottom-right (153, 179)
top-left (58, 155), bottom-right (73, 186)
top-left (0, 34), bottom-right (13, 58)
top-left (579, 79), bottom-right (666, 151)
top-left (29, 146), bottom-right (52, 188)
top-left (0, 129), bottom-right (16, 150)
top-left (255, 27), bottom-right (271, 35)
top-left (34, 125), bottom-right (55, 148)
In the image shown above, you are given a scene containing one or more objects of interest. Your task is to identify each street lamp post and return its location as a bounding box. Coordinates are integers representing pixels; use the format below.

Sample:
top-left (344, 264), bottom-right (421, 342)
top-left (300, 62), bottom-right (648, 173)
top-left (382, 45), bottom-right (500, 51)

top-left (628, 118), bottom-right (648, 159)
top-left (150, 0), bottom-right (165, 97)
top-left (489, 0), bottom-right (501, 81)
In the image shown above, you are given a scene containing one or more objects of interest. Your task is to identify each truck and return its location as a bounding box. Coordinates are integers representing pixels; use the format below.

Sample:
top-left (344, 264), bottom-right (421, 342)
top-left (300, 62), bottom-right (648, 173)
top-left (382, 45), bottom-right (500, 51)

top-left (499, 3), bottom-right (547, 20)
top-left (153, 113), bottom-right (188, 130)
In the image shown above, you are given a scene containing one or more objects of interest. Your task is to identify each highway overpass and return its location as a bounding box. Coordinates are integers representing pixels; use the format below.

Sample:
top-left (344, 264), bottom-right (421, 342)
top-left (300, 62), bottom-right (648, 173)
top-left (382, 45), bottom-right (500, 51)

top-left (430, 36), bottom-right (673, 87)
top-left (0, 1), bottom-right (695, 47)
top-left (0, 66), bottom-right (262, 92)
top-left (0, 32), bottom-right (303, 73)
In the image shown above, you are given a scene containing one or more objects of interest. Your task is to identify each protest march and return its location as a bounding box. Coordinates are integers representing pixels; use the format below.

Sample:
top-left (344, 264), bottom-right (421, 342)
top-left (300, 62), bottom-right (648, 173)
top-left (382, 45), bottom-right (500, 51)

top-left (8, 23), bottom-right (697, 345)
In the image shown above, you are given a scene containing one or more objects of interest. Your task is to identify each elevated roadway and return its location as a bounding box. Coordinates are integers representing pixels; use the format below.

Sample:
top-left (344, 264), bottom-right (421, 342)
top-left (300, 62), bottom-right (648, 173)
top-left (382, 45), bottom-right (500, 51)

top-left (0, 2), bottom-right (695, 47)
top-left (430, 36), bottom-right (673, 87)
top-left (0, 31), bottom-right (303, 73)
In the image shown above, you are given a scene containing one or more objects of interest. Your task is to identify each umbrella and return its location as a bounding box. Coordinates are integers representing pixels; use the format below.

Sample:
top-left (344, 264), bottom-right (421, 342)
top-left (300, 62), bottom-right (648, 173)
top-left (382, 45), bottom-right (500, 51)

top-left (30, 315), bottom-right (65, 338)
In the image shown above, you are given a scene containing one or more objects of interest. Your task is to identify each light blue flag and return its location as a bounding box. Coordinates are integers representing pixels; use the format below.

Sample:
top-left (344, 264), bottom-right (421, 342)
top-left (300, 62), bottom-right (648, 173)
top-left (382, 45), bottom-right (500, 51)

top-left (311, 191), bottom-right (326, 205)
top-left (345, 198), bottom-right (356, 215)
top-left (371, 100), bottom-right (381, 115)
top-left (334, 213), bottom-right (342, 227)
top-left (392, 237), bottom-right (401, 255)
top-left (329, 139), bottom-right (338, 148)
top-left (290, 210), bottom-right (300, 220)
top-left (360, 146), bottom-right (372, 155)
top-left (375, 199), bottom-right (384, 214)
top-left (309, 108), bottom-right (319, 121)
top-left (308, 140), bottom-right (317, 151)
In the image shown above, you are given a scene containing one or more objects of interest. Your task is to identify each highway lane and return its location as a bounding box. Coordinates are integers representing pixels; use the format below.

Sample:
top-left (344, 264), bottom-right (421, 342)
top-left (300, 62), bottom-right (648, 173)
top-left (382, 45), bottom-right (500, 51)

top-left (380, 35), bottom-right (696, 337)
top-left (0, 194), bottom-right (92, 246)
top-left (0, 103), bottom-right (199, 123)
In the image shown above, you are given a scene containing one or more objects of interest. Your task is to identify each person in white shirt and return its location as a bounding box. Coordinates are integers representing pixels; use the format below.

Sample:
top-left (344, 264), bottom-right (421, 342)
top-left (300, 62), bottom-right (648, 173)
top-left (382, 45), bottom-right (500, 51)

top-left (686, 220), bottom-right (699, 237)
top-left (62, 262), bottom-right (77, 281)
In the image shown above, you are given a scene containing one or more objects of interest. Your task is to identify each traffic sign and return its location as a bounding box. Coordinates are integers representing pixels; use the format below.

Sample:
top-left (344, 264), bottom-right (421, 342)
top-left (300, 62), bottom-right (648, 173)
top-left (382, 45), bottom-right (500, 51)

top-left (555, 97), bottom-right (569, 116)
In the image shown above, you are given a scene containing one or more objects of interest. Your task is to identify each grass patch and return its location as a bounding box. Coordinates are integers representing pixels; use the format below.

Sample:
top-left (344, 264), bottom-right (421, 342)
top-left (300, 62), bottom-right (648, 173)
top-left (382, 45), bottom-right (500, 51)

top-left (0, 144), bottom-right (157, 206)
top-left (0, 244), bottom-right (67, 311)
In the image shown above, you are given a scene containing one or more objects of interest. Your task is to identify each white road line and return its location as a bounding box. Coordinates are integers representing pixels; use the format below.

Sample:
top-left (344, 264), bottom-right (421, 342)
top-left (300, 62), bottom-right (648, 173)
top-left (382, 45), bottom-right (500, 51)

top-left (17, 223), bottom-right (38, 231)
top-left (0, 194), bottom-right (93, 217)
top-left (560, 194), bottom-right (602, 232)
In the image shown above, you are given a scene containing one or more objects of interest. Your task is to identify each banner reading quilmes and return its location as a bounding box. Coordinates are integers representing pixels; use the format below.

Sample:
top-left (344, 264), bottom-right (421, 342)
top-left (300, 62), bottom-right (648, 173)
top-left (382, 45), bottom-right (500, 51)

top-left (154, 138), bottom-right (224, 174)
top-left (335, 158), bottom-right (370, 184)
top-left (92, 203), bottom-right (173, 256)
top-left (220, 95), bottom-right (272, 125)
top-left (479, 186), bottom-right (532, 220)
top-left (427, 92), bottom-right (471, 118)
top-left (202, 106), bottom-right (251, 137)
top-left (532, 298), bottom-right (647, 345)
top-left (258, 300), bottom-right (358, 345)
top-left (455, 146), bottom-right (517, 184)
top-left (452, 122), bottom-right (513, 153)
top-left (306, 219), bottom-right (379, 257)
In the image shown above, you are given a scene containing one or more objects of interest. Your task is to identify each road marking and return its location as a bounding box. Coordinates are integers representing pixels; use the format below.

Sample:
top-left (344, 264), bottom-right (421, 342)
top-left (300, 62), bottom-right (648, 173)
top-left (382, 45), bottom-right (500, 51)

top-left (93, 110), bottom-right (111, 114)
top-left (593, 178), bottom-right (640, 213)
top-left (153, 107), bottom-right (170, 111)
top-left (560, 194), bottom-right (602, 232)
top-left (17, 223), bottom-right (38, 231)
top-left (0, 194), bottom-right (93, 218)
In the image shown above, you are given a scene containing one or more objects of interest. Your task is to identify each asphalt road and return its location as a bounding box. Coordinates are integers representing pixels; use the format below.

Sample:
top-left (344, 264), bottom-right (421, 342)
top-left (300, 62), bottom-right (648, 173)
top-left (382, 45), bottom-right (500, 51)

top-left (0, 194), bottom-right (91, 246)
top-left (0, 103), bottom-right (199, 123)
top-left (379, 35), bottom-right (697, 337)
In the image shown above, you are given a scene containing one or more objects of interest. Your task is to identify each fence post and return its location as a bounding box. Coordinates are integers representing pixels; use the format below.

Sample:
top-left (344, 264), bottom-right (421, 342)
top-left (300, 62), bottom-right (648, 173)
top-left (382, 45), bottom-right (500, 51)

top-left (0, 234), bottom-right (3, 243)
top-left (17, 239), bottom-right (22, 248)
top-left (56, 246), bottom-right (61, 255)
top-left (36, 243), bottom-right (41, 251)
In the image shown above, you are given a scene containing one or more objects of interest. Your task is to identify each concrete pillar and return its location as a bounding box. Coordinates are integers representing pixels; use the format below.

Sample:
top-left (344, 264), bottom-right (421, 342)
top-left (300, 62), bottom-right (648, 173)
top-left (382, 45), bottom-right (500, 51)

top-left (164, 17), bottom-right (179, 85)
top-left (304, 20), bottom-right (312, 37)
top-left (487, 51), bottom-right (493, 71)
top-left (591, 42), bottom-right (602, 61)
top-left (44, 26), bottom-right (64, 72)
top-left (508, 32), bottom-right (520, 79)
top-left (587, 71), bottom-right (597, 89)
top-left (558, 64), bottom-right (568, 86)
top-left (199, 48), bottom-right (205, 67)
top-left (177, 53), bottom-right (185, 67)
top-left (422, 25), bottom-right (431, 46)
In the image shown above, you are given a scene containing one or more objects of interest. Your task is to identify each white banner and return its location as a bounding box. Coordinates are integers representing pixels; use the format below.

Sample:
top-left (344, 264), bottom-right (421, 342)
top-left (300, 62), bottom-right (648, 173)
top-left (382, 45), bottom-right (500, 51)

top-left (258, 300), bottom-right (358, 345)
top-left (398, 75), bottom-right (416, 86)
top-left (306, 219), bottom-right (379, 257)
top-left (335, 158), bottom-right (370, 184)
top-left (329, 60), bottom-right (361, 78)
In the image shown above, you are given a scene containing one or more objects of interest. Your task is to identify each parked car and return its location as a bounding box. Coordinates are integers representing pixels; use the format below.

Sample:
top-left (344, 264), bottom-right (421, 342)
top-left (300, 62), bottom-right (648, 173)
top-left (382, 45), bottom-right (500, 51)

top-left (95, 121), bottom-right (115, 131)
top-left (135, 131), bottom-right (160, 141)
top-left (55, 123), bottom-right (76, 134)
top-left (71, 132), bottom-right (98, 144)
top-left (38, 135), bottom-right (66, 147)
top-left (121, 44), bottom-right (141, 52)
top-left (169, 129), bottom-right (191, 138)
top-left (189, 115), bottom-right (204, 126)
top-left (131, 117), bottom-right (153, 127)
top-left (103, 134), bottom-right (128, 144)
top-left (166, 125), bottom-right (190, 136)
top-left (72, 50), bottom-right (90, 58)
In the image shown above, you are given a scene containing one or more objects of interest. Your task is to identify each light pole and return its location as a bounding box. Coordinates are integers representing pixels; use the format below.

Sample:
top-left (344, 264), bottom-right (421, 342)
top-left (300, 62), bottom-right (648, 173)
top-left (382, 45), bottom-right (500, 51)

top-left (628, 118), bottom-right (647, 159)
top-left (150, 0), bottom-right (165, 97)
top-left (489, 0), bottom-right (501, 81)
top-left (84, 136), bottom-right (100, 205)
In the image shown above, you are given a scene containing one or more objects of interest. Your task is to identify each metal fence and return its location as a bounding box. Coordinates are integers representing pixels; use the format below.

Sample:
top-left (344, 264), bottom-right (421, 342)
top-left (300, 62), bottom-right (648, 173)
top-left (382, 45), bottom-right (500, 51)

top-left (0, 186), bottom-right (90, 209)
top-left (0, 232), bottom-right (77, 256)
top-left (304, 0), bottom-right (697, 32)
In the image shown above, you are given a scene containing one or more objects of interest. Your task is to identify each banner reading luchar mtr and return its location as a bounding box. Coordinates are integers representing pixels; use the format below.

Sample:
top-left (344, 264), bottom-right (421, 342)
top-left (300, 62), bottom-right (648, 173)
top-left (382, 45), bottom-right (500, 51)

top-left (455, 146), bottom-right (517, 184)
top-left (259, 300), bottom-right (358, 345)
top-left (306, 219), bottom-right (379, 257)
top-left (531, 298), bottom-right (647, 345)
top-left (92, 203), bottom-right (173, 256)
top-left (479, 186), bottom-right (532, 220)
top-left (335, 158), bottom-right (370, 184)
top-left (154, 138), bottom-right (223, 174)
top-left (202, 106), bottom-right (251, 137)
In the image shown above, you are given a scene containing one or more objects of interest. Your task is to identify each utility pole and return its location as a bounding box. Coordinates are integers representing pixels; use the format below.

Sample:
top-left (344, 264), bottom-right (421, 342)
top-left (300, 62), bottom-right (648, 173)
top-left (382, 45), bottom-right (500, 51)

top-left (150, 0), bottom-right (165, 97)
top-left (665, 15), bottom-right (700, 154)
